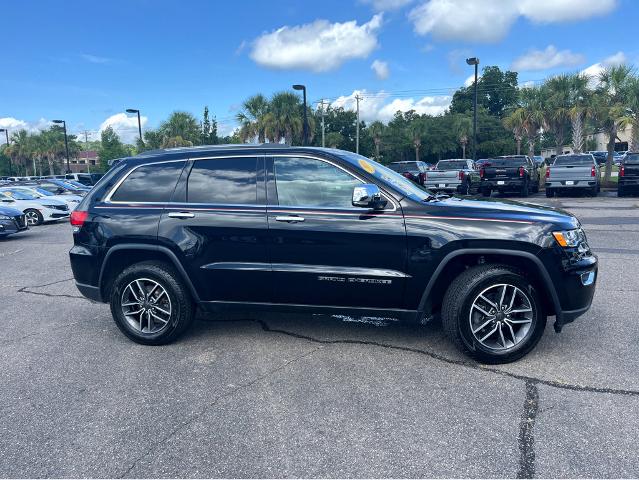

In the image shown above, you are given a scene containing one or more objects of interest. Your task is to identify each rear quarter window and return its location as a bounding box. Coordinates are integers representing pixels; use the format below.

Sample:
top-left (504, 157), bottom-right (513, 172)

top-left (110, 161), bottom-right (186, 203)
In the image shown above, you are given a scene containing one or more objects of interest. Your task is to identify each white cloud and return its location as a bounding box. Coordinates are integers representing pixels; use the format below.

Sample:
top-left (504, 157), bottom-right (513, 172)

top-left (250, 14), bottom-right (383, 72)
top-left (464, 74), bottom-right (480, 87)
top-left (80, 53), bottom-right (112, 64)
top-left (99, 113), bottom-right (148, 144)
top-left (581, 51), bottom-right (627, 86)
top-left (0, 117), bottom-right (51, 136)
top-left (331, 90), bottom-right (451, 123)
top-left (408, 0), bottom-right (617, 43)
top-left (360, 0), bottom-right (413, 11)
top-left (511, 45), bottom-right (585, 72)
top-left (371, 59), bottom-right (390, 79)
top-left (518, 0), bottom-right (616, 23)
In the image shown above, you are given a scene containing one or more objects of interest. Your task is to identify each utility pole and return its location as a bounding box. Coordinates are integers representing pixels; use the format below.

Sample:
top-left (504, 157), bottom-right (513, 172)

top-left (319, 100), bottom-right (327, 148)
top-left (355, 94), bottom-right (361, 154)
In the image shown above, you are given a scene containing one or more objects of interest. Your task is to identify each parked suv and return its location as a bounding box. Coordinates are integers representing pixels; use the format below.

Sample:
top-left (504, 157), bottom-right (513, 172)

top-left (388, 161), bottom-right (428, 185)
top-left (618, 152), bottom-right (639, 196)
top-left (69, 146), bottom-right (597, 363)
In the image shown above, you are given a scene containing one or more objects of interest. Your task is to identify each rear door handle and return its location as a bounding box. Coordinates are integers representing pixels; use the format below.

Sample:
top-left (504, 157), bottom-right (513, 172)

top-left (168, 211), bottom-right (195, 219)
top-left (275, 215), bottom-right (305, 223)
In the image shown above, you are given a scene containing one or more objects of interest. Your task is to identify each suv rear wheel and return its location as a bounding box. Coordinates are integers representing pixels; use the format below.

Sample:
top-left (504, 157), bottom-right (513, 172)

top-left (110, 261), bottom-right (195, 345)
top-left (441, 264), bottom-right (546, 364)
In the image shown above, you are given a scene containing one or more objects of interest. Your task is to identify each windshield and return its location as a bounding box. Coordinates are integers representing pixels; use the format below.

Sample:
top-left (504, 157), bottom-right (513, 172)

top-left (13, 188), bottom-right (44, 198)
top-left (553, 155), bottom-right (594, 166)
top-left (436, 160), bottom-right (467, 170)
top-left (389, 162), bottom-right (419, 173)
top-left (624, 153), bottom-right (639, 164)
top-left (0, 190), bottom-right (37, 200)
top-left (338, 152), bottom-right (431, 201)
top-left (485, 157), bottom-right (527, 167)
top-left (33, 187), bottom-right (54, 196)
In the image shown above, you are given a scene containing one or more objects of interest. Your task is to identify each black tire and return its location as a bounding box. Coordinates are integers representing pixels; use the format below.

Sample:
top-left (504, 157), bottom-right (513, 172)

top-left (460, 180), bottom-right (471, 196)
top-left (532, 183), bottom-right (539, 194)
top-left (520, 178), bottom-right (530, 197)
top-left (588, 186), bottom-right (598, 197)
top-left (481, 187), bottom-right (491, 197)
top-left (441, 264), bottom-right (546, 364)
top-left (545, 188), bottom-right (554, 198)
top-left (110, 261), bottom-right (195, 345)
top-left (24, 208), bottom-right (43, 226)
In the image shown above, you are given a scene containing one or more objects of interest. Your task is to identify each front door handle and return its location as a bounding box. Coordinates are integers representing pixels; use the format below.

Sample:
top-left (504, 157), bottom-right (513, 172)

top-left (168, 211), bottom-right (195, 219)
top-left (275, 215), bottom-right (305, 223)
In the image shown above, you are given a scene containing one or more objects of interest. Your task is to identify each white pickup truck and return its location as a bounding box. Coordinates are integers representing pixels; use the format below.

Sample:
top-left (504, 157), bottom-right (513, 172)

top-left (546, 154), bottom-right (600, 197)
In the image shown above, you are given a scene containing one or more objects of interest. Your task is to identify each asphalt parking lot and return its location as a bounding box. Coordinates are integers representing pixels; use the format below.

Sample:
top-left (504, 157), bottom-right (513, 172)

top-left (1, 191), bottom-right (638, 478)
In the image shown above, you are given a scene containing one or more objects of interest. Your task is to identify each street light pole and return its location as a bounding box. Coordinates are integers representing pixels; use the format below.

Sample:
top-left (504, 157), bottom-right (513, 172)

top-left (126, 108), bottom-right (143, 146)
top-left (292, 84), bottom-right (308, 146)
top-left (466, 57), bottom-right (480, 161)
top-left (52, 120), bottom-right (70, 173)
top-left (0, 129), bottom-right (10, 176)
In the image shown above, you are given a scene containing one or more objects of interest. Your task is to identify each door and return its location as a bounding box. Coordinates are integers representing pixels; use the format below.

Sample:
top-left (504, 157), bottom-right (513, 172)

top-left (157, 156), bottom-right (271, 303)
top-left (266, 155), bottom-right (408, 309)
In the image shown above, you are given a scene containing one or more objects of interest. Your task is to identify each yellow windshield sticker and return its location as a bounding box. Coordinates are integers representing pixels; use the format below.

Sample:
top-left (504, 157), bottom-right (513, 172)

top-left (358, 159), bottom-right (376, 174)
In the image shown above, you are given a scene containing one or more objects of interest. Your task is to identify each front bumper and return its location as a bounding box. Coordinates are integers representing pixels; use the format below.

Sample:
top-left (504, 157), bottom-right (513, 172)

top-left (538, 247), bottom-right (598, 331)
top-left (0, 214), bottom-right (28, 236)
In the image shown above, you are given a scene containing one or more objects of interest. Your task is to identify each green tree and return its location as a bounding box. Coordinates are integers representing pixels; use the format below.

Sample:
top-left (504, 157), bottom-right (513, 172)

top-left (451, 66), bottom-right (518, 117)
top-left (98, 126), bottom-right (129, 170)
top-left (236, 94), bottom-right (270, 143)
top-left (542, 74), bottom-right (571, 154)
top-left (595, 65), bottom-right (634, 182)
top-left (200, 106), bottom-right (218, 144)
top-left (368, 121), bottom-right (385, 161)
top-left (264, 92), bottom-right (303, 145)
top-left (159, 111), bottom-right (201, 147)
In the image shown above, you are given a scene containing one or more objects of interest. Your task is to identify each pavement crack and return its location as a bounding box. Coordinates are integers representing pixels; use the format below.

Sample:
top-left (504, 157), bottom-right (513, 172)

top-left (517, 381), bottom-right (539, 479)
top-left (225, 319), bottom-right (639, 398)
top-left (17, 277), bottom-right (86, 300)
top-left (116, 344), bottom-right (322, 478)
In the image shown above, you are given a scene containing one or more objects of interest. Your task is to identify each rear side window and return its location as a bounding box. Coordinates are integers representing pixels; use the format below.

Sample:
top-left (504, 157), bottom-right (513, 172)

top-left (624, 154), bottom-right (639, 164)
top-left (187, 157), bottom-right (257, 204)
top-left (110, 161), bottom-right (186, 202)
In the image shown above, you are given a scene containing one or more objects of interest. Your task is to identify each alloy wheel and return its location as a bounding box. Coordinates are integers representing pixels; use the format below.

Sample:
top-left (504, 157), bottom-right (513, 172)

top-left (25, 210), bottom-right (40, 226)
top-left (120, 278), bottom-right (172, 334)
top-left (468, 283), bottom-right (534, 350)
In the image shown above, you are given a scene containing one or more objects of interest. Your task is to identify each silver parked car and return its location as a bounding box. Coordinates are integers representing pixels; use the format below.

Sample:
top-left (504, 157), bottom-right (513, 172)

top-left (423, 159), bottom-right (480, 195)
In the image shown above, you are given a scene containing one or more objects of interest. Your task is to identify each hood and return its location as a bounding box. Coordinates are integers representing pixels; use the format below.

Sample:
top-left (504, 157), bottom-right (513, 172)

top-left (428, 196), bottom-right (579, 229)
top-left (0, 205), bottom-right (24, 216)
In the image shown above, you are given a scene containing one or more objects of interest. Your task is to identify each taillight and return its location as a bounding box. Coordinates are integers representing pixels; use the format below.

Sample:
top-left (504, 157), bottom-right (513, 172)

top-left (519, 166), bottom-right (525, 177)
top-left (591, 165), bottom-right (596, 177)
top-left (479, 168), bottom-right (485, 179)
top-left (70, 210), bottom-right (88, 227)
top-left (620, 165), bottom-right (625, 177)
top-left (422, 172), bottom-right (428, 181)
top-left (546, 167), bottom-right (550, 179)
top-left (459, 171), bottom-right (465, 180)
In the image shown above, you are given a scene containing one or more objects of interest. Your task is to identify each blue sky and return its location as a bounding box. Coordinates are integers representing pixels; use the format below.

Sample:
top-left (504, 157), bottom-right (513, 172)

top-left (1, 0), bottom-right (636, 143)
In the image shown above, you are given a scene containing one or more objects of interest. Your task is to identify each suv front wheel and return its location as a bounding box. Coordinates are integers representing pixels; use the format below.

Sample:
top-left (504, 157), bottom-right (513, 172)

top-left (441, 264), bottom-right (546, 363)
top-left (110, 261), bottom-right (195, 345)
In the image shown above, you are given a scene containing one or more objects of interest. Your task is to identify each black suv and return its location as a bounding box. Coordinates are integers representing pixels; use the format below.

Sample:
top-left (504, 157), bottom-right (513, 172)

top-left (69, 146), bottom-right (597, 363)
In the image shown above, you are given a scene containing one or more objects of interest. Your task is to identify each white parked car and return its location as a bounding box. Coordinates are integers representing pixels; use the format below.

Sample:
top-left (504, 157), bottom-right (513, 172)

top-left (0, 190), bottom-right (70, 226)
top-left (1, 186), bottom-right (82, 211)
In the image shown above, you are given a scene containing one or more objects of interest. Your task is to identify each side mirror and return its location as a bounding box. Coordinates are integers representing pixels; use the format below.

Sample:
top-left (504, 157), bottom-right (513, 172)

top-left (352, 184), bottom-right (386, 209)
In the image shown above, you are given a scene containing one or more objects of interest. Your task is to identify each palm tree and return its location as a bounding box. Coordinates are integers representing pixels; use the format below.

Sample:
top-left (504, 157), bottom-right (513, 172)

top-left (368, 121), bottom-right (385, 161)
top-left (567, 73), bottom-right (592, 153)
top-left (595, 65), bottom-right (634, 182)
top-left (620, 76), bottom-right (639, 151)
top-left (406, 116), bottom-right (428, 162)
top-left (542, 75), bottom-right (571, 155)
top-left (452, 114), bottom-right (472, 159)
top-left (503, 112), bottom-right (525, 155)
top-left (7, 130), bottom-right (31, 175)
top-left (265, 92), bottom-right (303, 145)
top-left (325, 131), bottom-right (343, 149)
top-left (159, 112), bottom-right (201, 146)
top-left (236, 94), bottom-right (270, 143)
top-left (504, 87), bottom-right (545, 157)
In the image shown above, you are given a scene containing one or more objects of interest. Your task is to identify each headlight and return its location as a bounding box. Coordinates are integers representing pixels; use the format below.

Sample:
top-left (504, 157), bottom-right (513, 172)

top-left (552, 228), bottom-right (586, 248)
top-left (43, 204), bottom-right (58, 209)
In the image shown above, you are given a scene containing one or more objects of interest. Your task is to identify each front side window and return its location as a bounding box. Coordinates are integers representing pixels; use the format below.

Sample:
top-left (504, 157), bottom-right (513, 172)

top-left (274, 157), bottom-right (362, 208)
top-left (110, 161), bottom-right (186, 203)
top-left (187, 157), bottom-right (257, 204)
